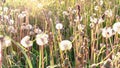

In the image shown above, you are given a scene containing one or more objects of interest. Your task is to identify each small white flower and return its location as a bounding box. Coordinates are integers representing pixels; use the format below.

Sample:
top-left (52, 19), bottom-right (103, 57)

top-left (36, 33), bottom-right (49, 46)
top-left (113, 22), bottom-right (120, 34)
top-left (78, 24), bottom-right (85, 31)
top-left (59, 40), bottom-right (72, 51)
top-left (55, 23), bottom-right (63, 30)
top-left (21, 36), bottom-right (33, 48)
top-left (105, 9), bottom-right (112, 17)
top-left (102, 27), bottom-right (113, 38)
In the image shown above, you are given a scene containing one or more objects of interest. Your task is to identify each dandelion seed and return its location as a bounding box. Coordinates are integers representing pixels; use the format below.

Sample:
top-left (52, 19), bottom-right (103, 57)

top-left (113, 22), bottom-right (120, 34)
top-left (59, 40), bottom-right (72, 51)
top-left (55, 23), bottom-right (63, 30)
top-left (36, 33), bottom-right (48, 46)
top-left (20, 36), bottom-right (33, 48)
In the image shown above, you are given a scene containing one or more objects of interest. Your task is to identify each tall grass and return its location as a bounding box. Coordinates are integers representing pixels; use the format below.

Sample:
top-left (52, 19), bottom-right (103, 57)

top-left (0, 0), bottom-right (120, 68)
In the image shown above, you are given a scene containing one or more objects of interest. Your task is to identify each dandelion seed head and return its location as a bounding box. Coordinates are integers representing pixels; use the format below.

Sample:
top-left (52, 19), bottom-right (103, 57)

top-left (55, 23), bottom-right (63, 30)
top-left (113, 22), bottom-right (120, 34)
top-left (94, 6), bottom-right (99, 11)
top-left (59, 40), bottom-right (72, 51)
top-left (20, 36), bottom-right (33, 48)
top-left (36, 33), bottom-right (48, 46)
top-left (78, 24), bottom-right (85, 31)
top-left (62, 11), bottom-right (69, 16)
top-left (102, 27), bottom-right (113, 38)
top-left (105, 9), bottom-right (112, 17)
top-left (3, 36), bottom-right (11, 48)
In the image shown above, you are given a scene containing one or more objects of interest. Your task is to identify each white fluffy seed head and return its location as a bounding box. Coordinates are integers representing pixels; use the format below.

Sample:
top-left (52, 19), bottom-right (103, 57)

top-left (55, 23), bottom-right (63, 30)
top-left (59, 40), bottom-right (72, 51)
top-left (113, 22), bottom-right (120, 34)
top-left (36, 33), bottom-right (49, 46)
top-left (20, 36), bottom-right (33, 48)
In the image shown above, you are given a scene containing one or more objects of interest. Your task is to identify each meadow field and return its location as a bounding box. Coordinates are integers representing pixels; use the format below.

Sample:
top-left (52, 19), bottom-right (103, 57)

top-left (0, 0), bottom-right (120, 68)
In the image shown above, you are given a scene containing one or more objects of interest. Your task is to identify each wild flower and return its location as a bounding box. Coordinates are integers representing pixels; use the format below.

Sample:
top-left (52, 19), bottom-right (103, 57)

top-left (113, 22), bottom-right (120, 34)
top-left (36, 33), bottom-right (49, 46)
top-left (59, 40), bottom-right (72, 51)
top-left (55, 23), bottom-right (63, 30)
top-left (105, 9), bottom-right (112, 17)
top-left (20, 36), bottom-right (33, 48)
top-left (102, 27), bottom-right (114, 38)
